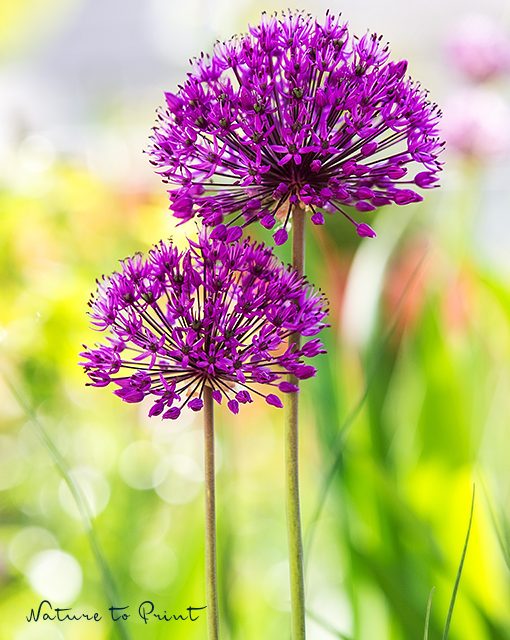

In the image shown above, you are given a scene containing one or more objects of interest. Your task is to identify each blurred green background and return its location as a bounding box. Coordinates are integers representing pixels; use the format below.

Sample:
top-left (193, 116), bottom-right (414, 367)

top-left (1, 1), bottom-right (510, 639)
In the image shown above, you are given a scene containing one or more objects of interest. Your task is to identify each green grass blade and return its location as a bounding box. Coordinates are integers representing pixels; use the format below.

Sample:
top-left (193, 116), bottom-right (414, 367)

top-left (6, 379), bottom-right (132, 640)
top-left (424, 587), bottom-right (435, 640)
top-left (442, 485), bottom-right (476, 640)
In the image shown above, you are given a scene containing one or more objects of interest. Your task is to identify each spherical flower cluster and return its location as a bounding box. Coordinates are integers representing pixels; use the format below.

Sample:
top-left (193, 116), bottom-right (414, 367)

top-left (442, 88), bottom-right (510, 160)
top-left (148, 11), bottom-right (443, 244)
top-left (79, 230), bottom-right (328, 419)
top-left (447, 14), bottom-right (510, 83)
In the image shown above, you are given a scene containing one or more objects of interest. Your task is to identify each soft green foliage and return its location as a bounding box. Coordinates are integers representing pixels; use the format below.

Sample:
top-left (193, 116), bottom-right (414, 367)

top-left (1, 153), bottom-right (510, 640)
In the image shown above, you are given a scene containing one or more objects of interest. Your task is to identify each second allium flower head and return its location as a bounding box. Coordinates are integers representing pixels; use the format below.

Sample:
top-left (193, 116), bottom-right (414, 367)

top-left (148, 11), bottom-right (444, 245)
top-left (80, 231), bottom-right (328, 419)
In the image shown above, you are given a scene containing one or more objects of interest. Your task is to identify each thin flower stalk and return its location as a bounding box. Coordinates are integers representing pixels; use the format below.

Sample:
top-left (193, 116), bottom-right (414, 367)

top-left (79, 230), bottom-right (328, 639)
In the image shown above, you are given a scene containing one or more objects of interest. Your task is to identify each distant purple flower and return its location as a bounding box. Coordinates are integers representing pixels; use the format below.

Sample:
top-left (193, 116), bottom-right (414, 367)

top-left (442, 88), bottom-right (510, 160)
top-left (447, 14), bottom-right (510, 82)
top-left (148, 11), bottom-right (443, 244)
top-left (80, 230), bottom-right (328, 419)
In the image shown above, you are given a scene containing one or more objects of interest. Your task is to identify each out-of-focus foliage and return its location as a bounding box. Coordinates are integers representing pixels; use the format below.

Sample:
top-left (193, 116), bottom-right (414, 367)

top-left (1, 3), bottom-right (510, 640)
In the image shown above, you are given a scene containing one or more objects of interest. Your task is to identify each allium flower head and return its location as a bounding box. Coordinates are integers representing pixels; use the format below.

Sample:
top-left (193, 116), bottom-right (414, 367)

top-left (79, 230), bottom-right (328, 419)
top-left (442, 88), bottom-right (510, 160)
top-left (148, 11), bottom-right (443, 244)
top-left (447, 14), bottom-right (510, 82)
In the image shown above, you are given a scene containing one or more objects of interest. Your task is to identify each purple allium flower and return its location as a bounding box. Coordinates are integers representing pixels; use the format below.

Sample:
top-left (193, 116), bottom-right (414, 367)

top-left (148, 11), bottom-right (443, 244)
top-left (447, 14), bottom-right (510, 82)
top-left (79, 230), bottom-right (328, 419)
top-left (442, 88), bottom-right (510, 160)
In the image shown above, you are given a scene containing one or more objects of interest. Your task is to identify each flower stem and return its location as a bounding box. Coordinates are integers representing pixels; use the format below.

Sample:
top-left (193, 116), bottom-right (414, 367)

top-left (287, 205), bottom-right (306, 639)
top-left (203, 386), bottom-right (220, 640)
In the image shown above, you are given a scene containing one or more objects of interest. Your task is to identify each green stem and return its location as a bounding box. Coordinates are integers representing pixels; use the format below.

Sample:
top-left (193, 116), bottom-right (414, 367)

top-left (286, 205), bottom-right (306, 639)
top-left (204, 386), bottom-right (220, 640)
top-left (442, 485), bottom-right (475, 640)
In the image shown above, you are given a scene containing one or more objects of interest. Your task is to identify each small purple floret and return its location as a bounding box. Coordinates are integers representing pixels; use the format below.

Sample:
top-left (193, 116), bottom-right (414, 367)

top-left (273, 228), bottom-right (288, 246)
top-left (189, 398), bottom-right (204, 411)
top-left (227, 399), bottom-right (240, 415)
top-left (236, 390), bottom-right (253, 404)
top-left (356, 223), bottom-right (377, 238)
top-left (266, 394), bottom-right (284, 408)
top-left (279, 381), bottom-right (299, 393)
